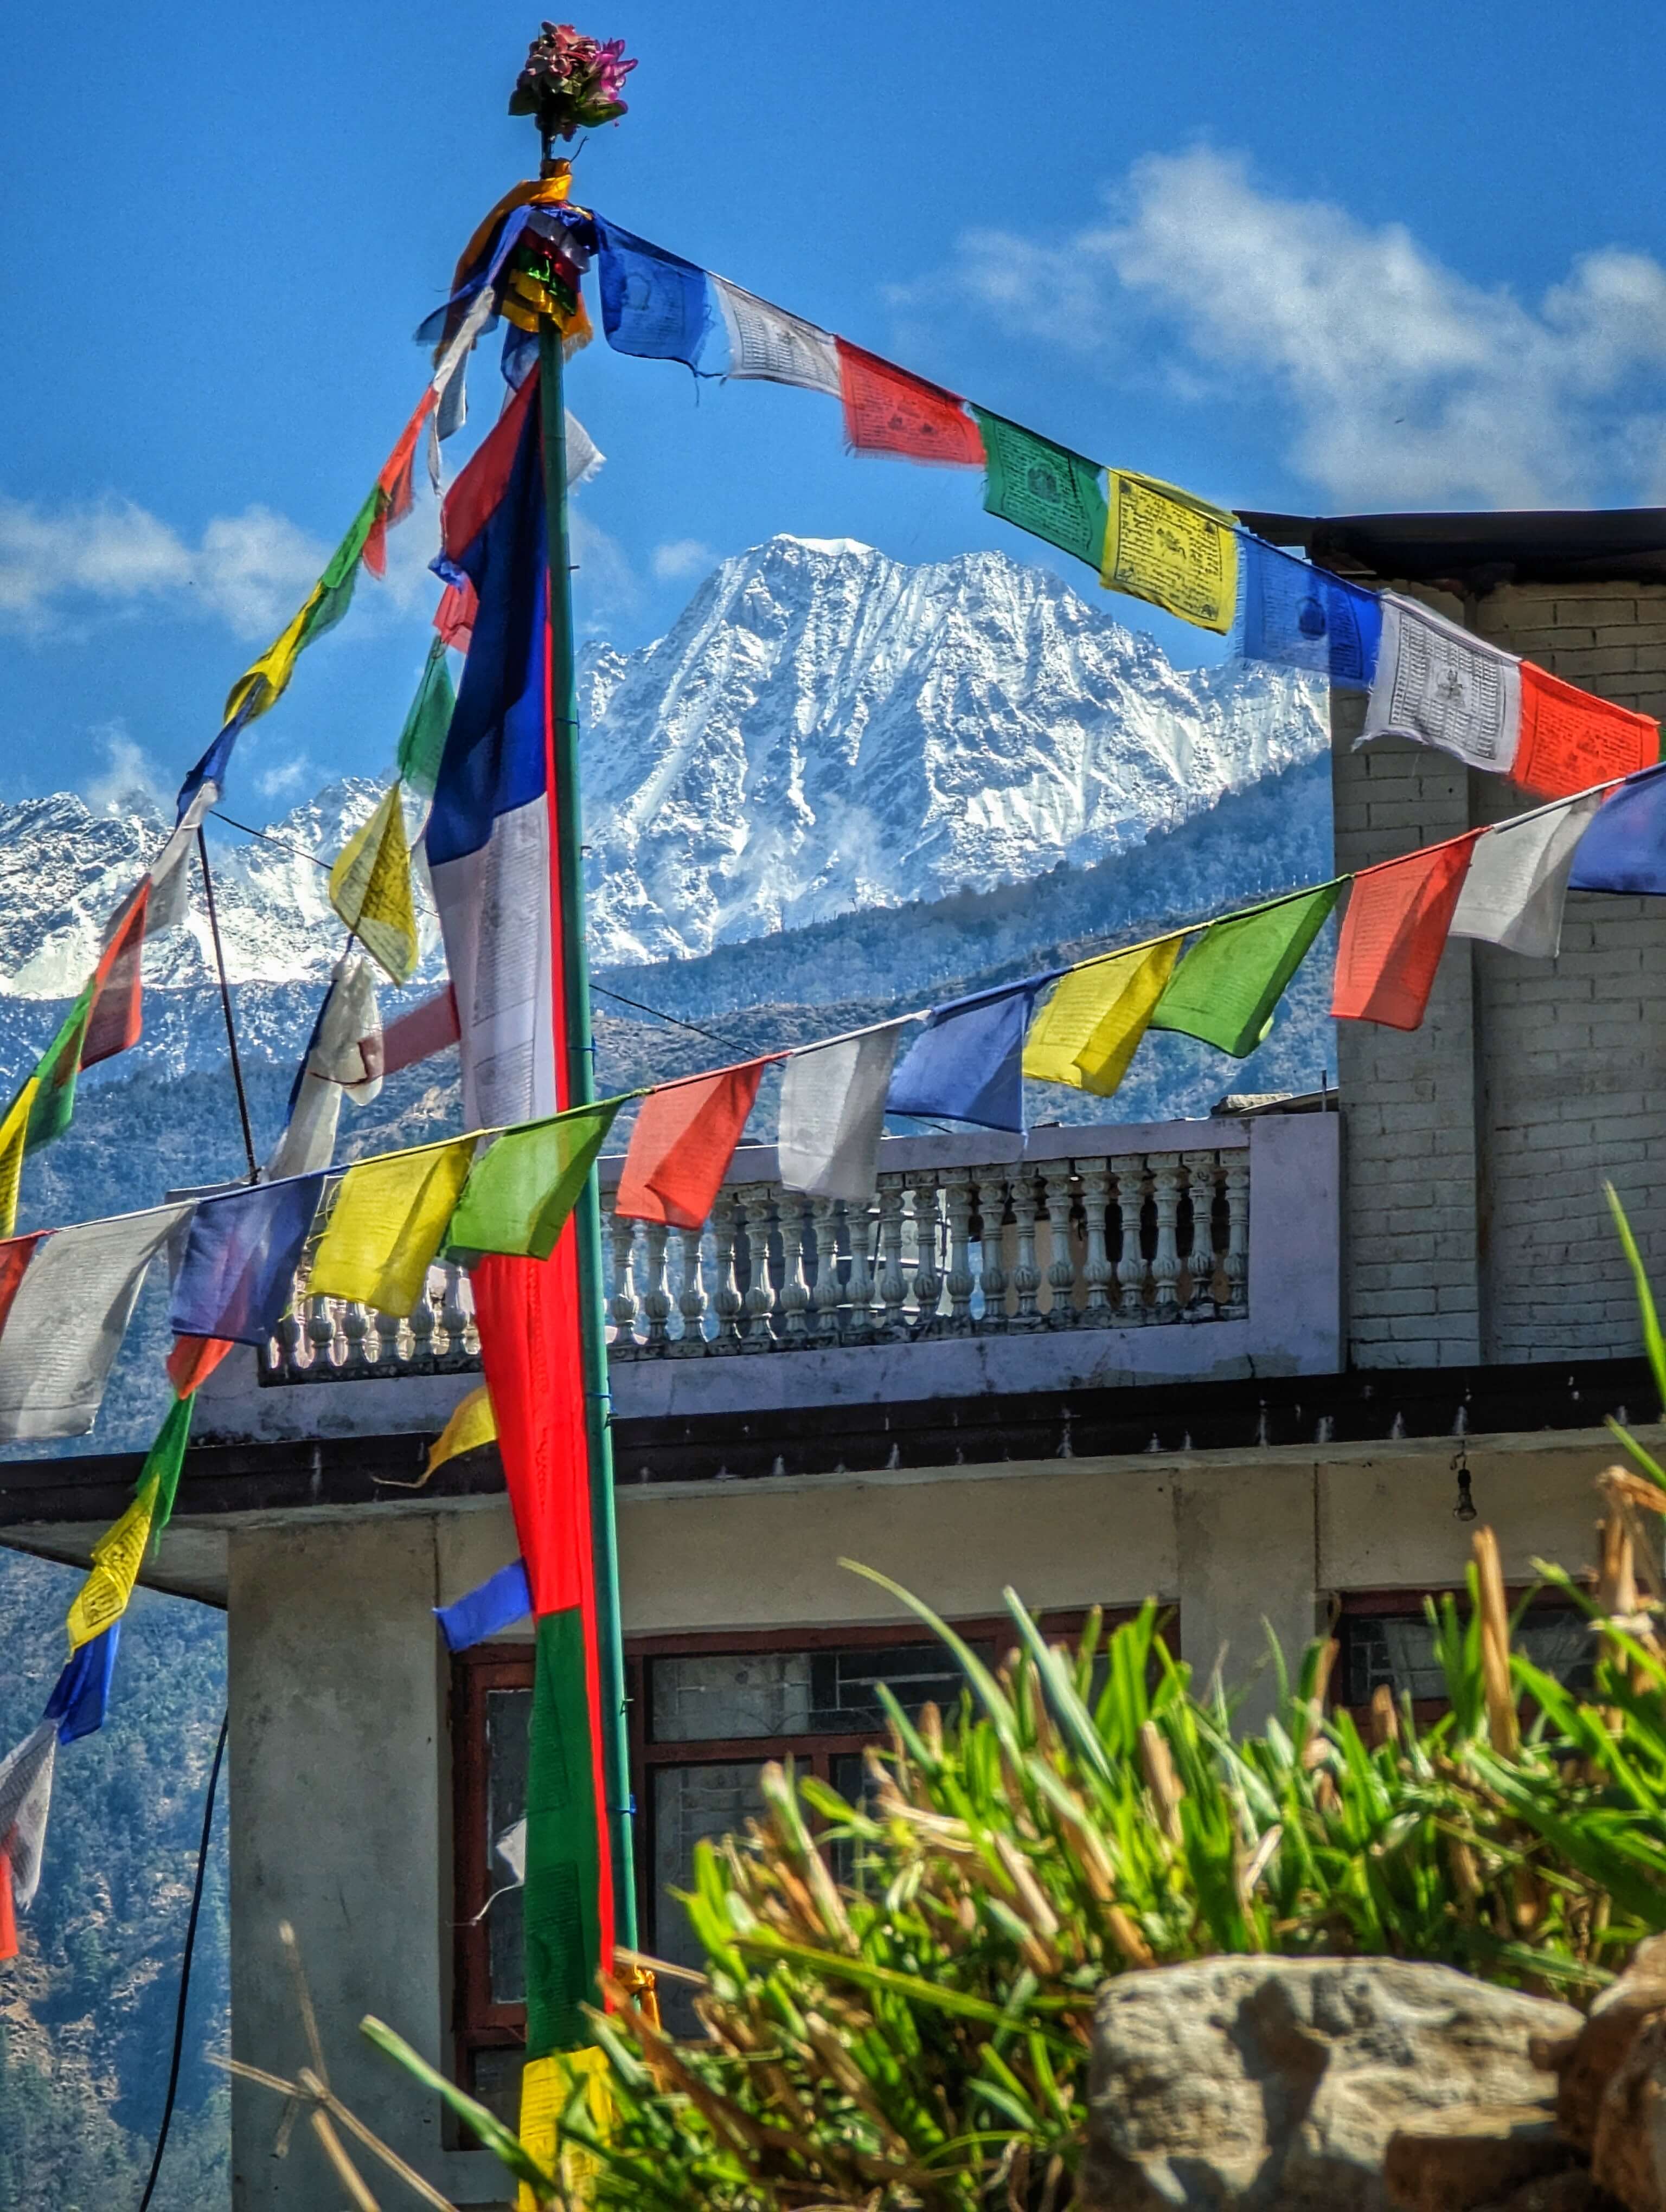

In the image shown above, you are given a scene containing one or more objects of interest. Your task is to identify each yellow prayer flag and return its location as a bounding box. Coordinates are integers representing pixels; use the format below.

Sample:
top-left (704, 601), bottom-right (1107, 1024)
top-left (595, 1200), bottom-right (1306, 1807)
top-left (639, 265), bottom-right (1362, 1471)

top-left (1023, 939), bottom-right (1182, 1097)
top-left (1100, 471), bottom-right (1239, 634)
top-left (329, 786), bottom-right (420, 985)
top-left (517, 2046), bottom-right (613, 2210)
top-left (426, 1385), bottom-right (496, 1481)
top-left (306, 1137), bottom-right (476, 1315)
top-left (65, 1475), bottom-right (157, 1651)
top-left (0, 1079), bottom-right (39, 1237)
top-left (223, 584), bottom-right (323, 728)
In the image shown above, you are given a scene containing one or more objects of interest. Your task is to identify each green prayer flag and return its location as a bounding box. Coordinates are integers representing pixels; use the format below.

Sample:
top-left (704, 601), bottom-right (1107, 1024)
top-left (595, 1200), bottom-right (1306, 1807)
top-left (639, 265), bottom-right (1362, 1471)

top-left (395, 636), bottom-right (457, 799)
top-left (25, 986), bottom-right (93, 1149)
top-left (445, 1101), bottom-right (621, 1262)
top-left (226, 487), bottom-right (385, 724)
top-left (143, 1390), bottom-right (195, 1547)
top-left (974, 408), bottom-right (1108, 568)
top-left (1150, 882), bottom-right (1342, 1058)
top-left (524, 1608), bottom-right (606, 2055)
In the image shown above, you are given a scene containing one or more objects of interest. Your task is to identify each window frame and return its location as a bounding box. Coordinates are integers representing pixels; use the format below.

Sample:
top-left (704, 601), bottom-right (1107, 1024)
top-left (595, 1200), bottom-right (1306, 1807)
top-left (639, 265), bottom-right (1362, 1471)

top-left (1330, 1584), bottom-right (1592, 1727)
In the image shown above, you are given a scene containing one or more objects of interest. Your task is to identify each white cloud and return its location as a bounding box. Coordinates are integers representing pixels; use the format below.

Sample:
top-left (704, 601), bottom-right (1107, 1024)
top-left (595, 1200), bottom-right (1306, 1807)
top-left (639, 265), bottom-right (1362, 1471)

top-left (83, 722), bottom-right (168, 816)
top-left (257, 754), bottom-right (314, 802)
top-left (571, 510), bottom-right (641, 638)
top-left (194, 506), bottom-right (329, 635)
top-left (914, 149), bottom-right (1666, 509)
top-left (652, 537), bottom-right (717, 582)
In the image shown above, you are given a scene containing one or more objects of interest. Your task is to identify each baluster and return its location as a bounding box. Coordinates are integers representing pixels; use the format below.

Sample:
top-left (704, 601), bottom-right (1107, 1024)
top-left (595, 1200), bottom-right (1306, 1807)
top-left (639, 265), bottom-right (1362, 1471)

top-left (777, 1193), bottom-right (812, 1345)
top-left (710, 1198), bottom-right (744, 1354)
top-left (341, 1300), bottom-right (371, 1372)
top-left (942, 1170), bottom-right (976, 1334)
top-left (844, 1194), bottom-right (876, 1343)
top-left (375, 1309), bottom-right (408, 1367)
top-left (1149, 1152), bottom-right (1183, 1322)
top-left (1178, 1158), bottom-right (1215, 1318)
top-left (738, 1186), bottom-right (776, 1351)
top-left (1009, 1172), bottom-right (1044, 1332)
top-left (408, 1274), bottom-right (437, 1364)
top-left (275, 1304), bottom-right (304, 1377)
top-left (458, 1271), bottom-right (480, 1358)
top-left (607, 1204), bottom-right (640, 1355)
top-left (671, 1221), bottom-right (711, 1355)
top-left (1212, 1159), bottom-right (1239, 1309)
top-left (974, 1173), bottom-right (1007, 1330)
top-left (1112, 1156), bottom-right (1148, 1322)
top-left (875, 1174), bottom-right (909, 1340)
top-left (1077, 1162), bottom-right (1116, 1327)
top-left (908, 1175), bottom-right (944, 1334)
top-left (1039, 1158), bottom-right (1078, 1329)
top-left (640, 1222), bottom-right (673, 1351)
top-left (810, 1197), bottom-right (844, 1346)
top-left (307, 1292), bottom-right (337, 1369)
top-left (435, 1266), bottom-right (468, 1356)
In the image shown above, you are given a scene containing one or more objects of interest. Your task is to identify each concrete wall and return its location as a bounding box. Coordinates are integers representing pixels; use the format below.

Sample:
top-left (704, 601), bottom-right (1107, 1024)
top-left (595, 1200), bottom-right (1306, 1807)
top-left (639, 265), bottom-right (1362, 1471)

top-left (1331, 580), bottom-right (1666, 1368)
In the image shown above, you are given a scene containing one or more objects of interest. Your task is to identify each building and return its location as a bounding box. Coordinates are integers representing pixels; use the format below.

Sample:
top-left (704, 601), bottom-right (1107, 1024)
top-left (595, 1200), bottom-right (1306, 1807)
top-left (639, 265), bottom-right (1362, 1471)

top-left (2, 509), bottom-right (1664, 2210)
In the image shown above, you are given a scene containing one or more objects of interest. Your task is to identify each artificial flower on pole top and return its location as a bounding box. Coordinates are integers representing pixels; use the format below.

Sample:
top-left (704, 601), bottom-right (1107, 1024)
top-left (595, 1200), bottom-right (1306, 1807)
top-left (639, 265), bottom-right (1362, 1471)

top-left (509, 22), bottom-right (637, 145)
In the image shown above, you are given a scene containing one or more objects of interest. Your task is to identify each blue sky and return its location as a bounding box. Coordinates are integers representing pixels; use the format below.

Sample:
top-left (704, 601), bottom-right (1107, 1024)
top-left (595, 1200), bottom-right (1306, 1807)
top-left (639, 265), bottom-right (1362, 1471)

top-left (5, 0), bottom-right (1666, 818)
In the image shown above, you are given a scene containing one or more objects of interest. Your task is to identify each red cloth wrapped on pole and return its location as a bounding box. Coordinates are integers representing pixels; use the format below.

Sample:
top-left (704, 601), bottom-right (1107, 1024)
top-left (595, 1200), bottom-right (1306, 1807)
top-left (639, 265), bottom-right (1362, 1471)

top-left (614, 1062), bottom-right (771, 1229)
top-left (1513, 663), bottom-right (1658, 800)
top-left (1331, 834), bottom-right (1482, 1030)
top-left (836, 340), bottom-right (986, 467)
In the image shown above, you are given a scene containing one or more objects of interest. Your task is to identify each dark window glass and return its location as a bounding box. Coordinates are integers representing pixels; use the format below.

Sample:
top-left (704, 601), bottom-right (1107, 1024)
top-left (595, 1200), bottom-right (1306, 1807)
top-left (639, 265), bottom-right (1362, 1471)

top-left (485, 1687), bottom-right (531, 2004)
top-left (1341, 1607), bottom-right (1593, 1708)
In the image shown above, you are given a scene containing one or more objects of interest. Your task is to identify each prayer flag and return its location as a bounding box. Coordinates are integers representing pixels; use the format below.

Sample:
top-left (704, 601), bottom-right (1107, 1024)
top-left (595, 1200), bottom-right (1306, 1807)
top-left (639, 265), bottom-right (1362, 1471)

top-left (65, 1395), bottom-right (194, 1650)
top-left (169, 1174), bottom-right (327, 1345)
top-left (1513, 663), bottom-right (1658, 800)
top-left (427, 368), bottom-right (560, 1129)
top-left (429, 282), bottom-right (503, 473)
top-left (1151, 885), bottom-right (1342, 1057)
top-left (888, 981), bottom-right (1046, 1131)
top-left (382, 986), bottom-right (460, 1077)
top-left (1568, 762), bottom-right (1666, 894)
top-left (147, 797), bottom-right (205, 934)
top-left (836, 341), bottom-right (985, 467)
top-left (1364, 596), bottom-right (1521, 774)
top-left (166, 1335), bottom-right (235, 1397)
top-left (265, 956), bottom-right (382, 1181)
top-left (0, 1084), bottom-right (37, 1237)
top-left (0, 1234), bottom-right (43, 1335)
top-left (448, 1102), bottom-right (623, 1261)
top-left (563, 411), bottom-right (604, 492)
top-left (614, 1064), bottom-right (768, 1229)
top-left (0, 1205), bottom-right (190, 1442)
top-left (710, 277), bottom-right (842, 395)
top-left (595, 220), bottom-right (714, 370)
top-left (426, 1385), bottom-right (498, 1484)
top-left (307, 1138), bottom-right (476, 1315)
top-left (1450, 796), bottom-right (1601, 959)
top-left (1024, 940), bottom-right (1182, 1095)
top-left (1101, 473), bottom-right (1238, 634)
top-left (44, 1625), bottom-right (119, 1744)
top-left (362, 390), bottom-right (436, 579)
top-left (1331, 836), bottom-right (1481, 1030)
top-left (973, 410), bottom-right (1107, 569)
top-left (26, 986), bottom-right (93, 1149)
top-left (0, 1856), bottom-right (13, 1962)
top-left (777, 1021), bottom-right (912, 1201)
top-left (82, 880), bottom-right (150, 1068)
top-left (518, 2046), bottom-right (613, 2207)
top-left (434, 578), bottom-right (477, 653)
top-left (1235, 533), bottom-right (1382, 686)
top-left (329, 786), bottom-right (419, 985)
top-left (0, 1722), bottom-right (56, 1909)
top-left (223, 488), bottom-right (383, 728)
top-left (435, 1554), bottom-right (530, 1653)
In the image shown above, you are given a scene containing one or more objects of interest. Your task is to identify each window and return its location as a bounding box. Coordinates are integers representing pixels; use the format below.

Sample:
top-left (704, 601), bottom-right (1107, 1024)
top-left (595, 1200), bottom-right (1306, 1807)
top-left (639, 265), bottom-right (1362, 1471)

top-left (452, 1611), bottom-right (1114, 2098)
top-left (1334, 1590), bottom-right (1593, 1720)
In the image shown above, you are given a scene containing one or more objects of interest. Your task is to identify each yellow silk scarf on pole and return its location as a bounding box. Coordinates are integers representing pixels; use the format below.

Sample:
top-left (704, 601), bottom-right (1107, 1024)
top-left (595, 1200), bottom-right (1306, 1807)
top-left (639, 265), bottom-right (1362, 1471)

top-left (1023, 939), bottom-right (1183, 1096)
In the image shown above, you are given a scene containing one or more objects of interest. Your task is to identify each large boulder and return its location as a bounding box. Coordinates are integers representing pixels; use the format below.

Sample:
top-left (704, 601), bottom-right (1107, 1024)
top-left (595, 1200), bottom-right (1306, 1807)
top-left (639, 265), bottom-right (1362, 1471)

top-left (1082, 1958), bottom-right (1582, 2212)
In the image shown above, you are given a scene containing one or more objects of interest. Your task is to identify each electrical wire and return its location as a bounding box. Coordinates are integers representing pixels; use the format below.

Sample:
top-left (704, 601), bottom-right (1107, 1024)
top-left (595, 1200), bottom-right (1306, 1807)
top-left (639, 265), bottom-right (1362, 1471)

top-left (137, 1709), bottom-right (228, 2212)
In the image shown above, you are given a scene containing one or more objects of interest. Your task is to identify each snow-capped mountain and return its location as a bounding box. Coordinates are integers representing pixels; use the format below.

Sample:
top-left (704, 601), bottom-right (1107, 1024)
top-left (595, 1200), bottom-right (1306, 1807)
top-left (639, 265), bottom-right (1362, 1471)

top-left (578, 535), bottom-right (1327, 963)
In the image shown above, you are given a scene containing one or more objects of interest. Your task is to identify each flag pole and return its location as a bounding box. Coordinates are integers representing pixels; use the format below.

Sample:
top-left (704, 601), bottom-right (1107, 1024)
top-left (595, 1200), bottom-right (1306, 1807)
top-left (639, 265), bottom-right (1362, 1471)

top-left (537, 287), bottom-right (638, 1950)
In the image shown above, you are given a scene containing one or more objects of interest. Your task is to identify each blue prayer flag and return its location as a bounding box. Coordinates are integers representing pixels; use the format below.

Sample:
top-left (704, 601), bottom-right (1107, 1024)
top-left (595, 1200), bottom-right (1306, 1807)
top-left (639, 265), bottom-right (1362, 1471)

top-left (168, 1174), bottom-right (328, 1346)
top-left (44, 1624), bottom-right (119, 1744)
top-left (595, 220), bottom-right (714, 370)
top-left (1236, 532), bottom-right (1382, 688)
top-left (435, 1558), bottom-right (532, 1652)
top-left (885, 980), bottom-right (1046, 1134)
top-left (175, 692), bottom-right (259, 822)
top-left (1567, 762), bottom-right (1666, 894)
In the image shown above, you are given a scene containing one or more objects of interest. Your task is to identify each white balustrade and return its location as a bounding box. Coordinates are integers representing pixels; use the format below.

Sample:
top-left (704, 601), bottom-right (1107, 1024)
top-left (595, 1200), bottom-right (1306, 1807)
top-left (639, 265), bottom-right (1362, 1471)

top-left (258, 1129), bottom-right (1251, 1382)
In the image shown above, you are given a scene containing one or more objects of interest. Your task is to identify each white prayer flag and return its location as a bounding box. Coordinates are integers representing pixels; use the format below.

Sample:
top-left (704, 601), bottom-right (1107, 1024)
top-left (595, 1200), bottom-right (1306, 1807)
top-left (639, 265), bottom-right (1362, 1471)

top-left (778, 1021), bottom-right (912, 1200)
top-left (265, 956), bottom-right (383, 1181)
top-left (1364, 595), bottom-right (1522, 774)
top-left (1450, 793), bottom-right (1601, 960)
top-left (565, 411), bottom-right (604, 491)
top-left (712, 276), bottom-right (842, 396)
top-left (0, 1720), bottom-right (57, 1907)
top-left (0, 1204), bottom-right (191, 1441)
top-left (148, 783), bottom-right (213, 935)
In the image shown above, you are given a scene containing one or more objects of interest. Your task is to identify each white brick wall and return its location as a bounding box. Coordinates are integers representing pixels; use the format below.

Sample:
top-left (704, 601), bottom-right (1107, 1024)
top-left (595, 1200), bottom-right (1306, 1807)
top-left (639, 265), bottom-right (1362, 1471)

top-left (1335, 580), bottom-right (1666, 1367)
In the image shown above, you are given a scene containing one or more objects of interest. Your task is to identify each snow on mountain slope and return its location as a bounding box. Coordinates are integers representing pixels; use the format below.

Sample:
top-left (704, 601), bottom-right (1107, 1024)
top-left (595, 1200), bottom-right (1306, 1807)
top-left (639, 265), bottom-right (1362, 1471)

top-left (578, 535), bottom-right (1327, 963)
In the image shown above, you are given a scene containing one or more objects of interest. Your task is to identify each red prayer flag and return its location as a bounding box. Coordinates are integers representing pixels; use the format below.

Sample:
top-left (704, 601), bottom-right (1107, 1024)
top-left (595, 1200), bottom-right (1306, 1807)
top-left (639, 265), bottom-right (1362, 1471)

top-left (0, 1234), bottom-right (44, 1339)
top-left (433, 579), bottom-right (477, 653)
top-left (166, 1335), bottom-right (234, 1396)
top-left (81, 880), bottom-right (150, 1069)
top-left (1513, 663), bottom-right (1658, 801)
top-left (0, 1853), bottom-right (15, 1964)
top-left (382, 986), bottom-right (461, 1077)
top-left (836, 340), bottom-right (985, 467)
top-left (614, 1063), bottom-right (770, 1229)
top-left (363, 390), bottom-right (439, 578)
top-left (440, 368), bottom-right (540, 567)
top-left (1332, 835), bottom-right (1482, 1030)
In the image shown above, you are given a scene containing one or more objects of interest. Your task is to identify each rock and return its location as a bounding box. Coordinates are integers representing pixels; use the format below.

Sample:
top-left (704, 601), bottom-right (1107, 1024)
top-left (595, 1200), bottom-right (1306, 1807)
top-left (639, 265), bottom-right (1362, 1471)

top-left (1082, 1958), bottom-right (1583, 2212)
top-left (1383, 2104), bottom-right (1574, 2212)
top-left (1484, 2178), bottom-right (1612, 2212)
top-left (1545, 1936), bottom-right (1666, 2155)
top-left (1592, 2009), bottom-right (1666, 2211)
